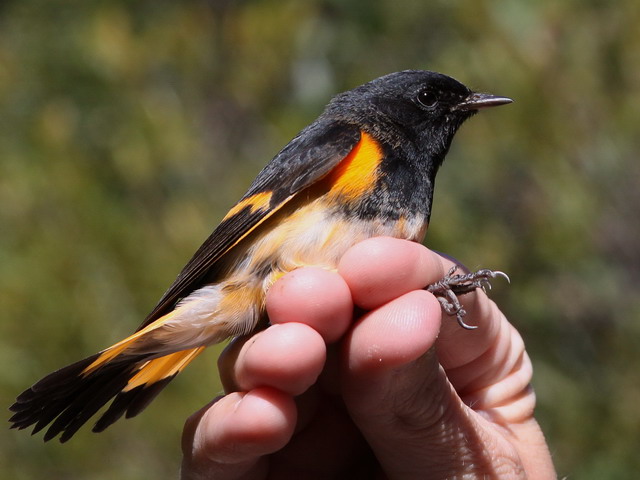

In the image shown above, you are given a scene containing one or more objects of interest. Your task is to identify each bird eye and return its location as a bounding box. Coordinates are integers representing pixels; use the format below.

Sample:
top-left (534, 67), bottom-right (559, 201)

top-left (417, 89), bottom-right (438, 109)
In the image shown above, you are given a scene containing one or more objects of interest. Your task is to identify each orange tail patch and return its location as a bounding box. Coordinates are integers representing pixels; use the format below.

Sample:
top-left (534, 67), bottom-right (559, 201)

top-left (124, 347), bottom-right (205, 392)
top-left (90, 346), bottom-right (206, 434)
top-left (82, 310), bottom-right (179, 375)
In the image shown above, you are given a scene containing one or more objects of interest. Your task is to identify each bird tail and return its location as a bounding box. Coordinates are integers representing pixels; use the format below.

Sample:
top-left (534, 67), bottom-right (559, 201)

top-left (9, 321), bottom-right (206, 442)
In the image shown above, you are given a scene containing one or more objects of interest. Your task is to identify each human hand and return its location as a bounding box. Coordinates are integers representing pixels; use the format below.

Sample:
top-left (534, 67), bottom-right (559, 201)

top-left (181, 237), bottom-right (556, 479)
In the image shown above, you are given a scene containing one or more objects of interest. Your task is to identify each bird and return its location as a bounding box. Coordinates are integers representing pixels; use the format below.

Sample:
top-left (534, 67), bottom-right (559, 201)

top-left (9, 70), bottom-right (512, 442)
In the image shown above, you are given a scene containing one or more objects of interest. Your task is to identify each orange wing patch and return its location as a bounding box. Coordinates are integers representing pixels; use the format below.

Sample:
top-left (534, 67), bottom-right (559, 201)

top-left (325, 132), bottom-right (383, 201)
top-left (223, 191), bottom-right (273, 221)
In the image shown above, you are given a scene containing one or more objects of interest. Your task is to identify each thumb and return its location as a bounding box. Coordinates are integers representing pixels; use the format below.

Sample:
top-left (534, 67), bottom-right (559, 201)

top-left (337, 237), bottom-right (519, 478)
top-left (341, 289), bottom-right (510, 479)
top-left (341, 290), bottom-right (473, 478)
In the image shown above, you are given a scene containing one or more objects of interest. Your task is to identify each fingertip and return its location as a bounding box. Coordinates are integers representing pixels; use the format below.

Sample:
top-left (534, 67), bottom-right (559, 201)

top-left (344, 290), bottom-right (442, 374)
top-left (238, 323), bottom-right (326, 395)
top-left (232, 387), bottom-right (297, 448)
top-left (189, 388), bottom-right (297, 465)
top-left (266, 267), bottom-right (353, 343)
top-left (338, 237), bottom-right (444, 310)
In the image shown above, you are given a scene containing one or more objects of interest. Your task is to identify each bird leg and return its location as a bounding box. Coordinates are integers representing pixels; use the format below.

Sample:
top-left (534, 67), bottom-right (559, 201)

top-left (426, 267), bottom-right (510, 330)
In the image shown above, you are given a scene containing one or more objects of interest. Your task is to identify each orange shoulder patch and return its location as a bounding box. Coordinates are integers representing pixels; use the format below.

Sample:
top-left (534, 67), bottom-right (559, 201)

top-left (325, 132), bottom-right (383, 201)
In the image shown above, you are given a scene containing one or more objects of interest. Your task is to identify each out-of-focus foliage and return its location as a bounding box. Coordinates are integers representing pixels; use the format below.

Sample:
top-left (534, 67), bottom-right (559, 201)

top-left (1, 0), bottom-right (638, 478)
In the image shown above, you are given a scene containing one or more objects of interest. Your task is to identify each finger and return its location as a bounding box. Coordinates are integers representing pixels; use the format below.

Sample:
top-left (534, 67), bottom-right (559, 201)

top-left (218, 267), bottom-right (352, 394)
top-left (219, 323), bottom-right (326, 396)
top-left (341, 287), bottom-right (523, 478)
top-left (181, 388), bottom-right (296, 480)
top-left (344, 289), bottom-right (442, 374)
top-left (338, 237), bottom-right (446, 311)
top-left (266, 267), bottom-right (353, 343)
top-left (339, 239), bottom-right (550, 477)
top-left (431, 256), bottom-right (535, 422)
top-left (339, 237), bottom-right (528, 414)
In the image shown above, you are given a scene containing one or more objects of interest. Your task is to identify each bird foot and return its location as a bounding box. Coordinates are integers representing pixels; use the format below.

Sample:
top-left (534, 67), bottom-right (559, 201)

top-left (426, 267), bottom-right (510, 329)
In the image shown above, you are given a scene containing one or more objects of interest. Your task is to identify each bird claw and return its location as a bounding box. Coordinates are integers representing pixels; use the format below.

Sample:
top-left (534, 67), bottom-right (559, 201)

top-left (426, 267), bottom-right (509, 329)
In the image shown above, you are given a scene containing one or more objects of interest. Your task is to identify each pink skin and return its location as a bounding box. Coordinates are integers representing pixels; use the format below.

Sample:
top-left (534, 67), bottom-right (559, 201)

top-left (181, 237), bottom-right (556, 479)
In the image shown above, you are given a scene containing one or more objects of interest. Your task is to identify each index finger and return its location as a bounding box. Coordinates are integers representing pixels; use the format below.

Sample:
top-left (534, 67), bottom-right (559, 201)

top-left (338, 236), bottom-right (447, 310)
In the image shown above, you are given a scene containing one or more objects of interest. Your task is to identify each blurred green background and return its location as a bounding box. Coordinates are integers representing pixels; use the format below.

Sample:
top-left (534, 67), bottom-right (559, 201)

top-left (1, 0), bottom-right (639, 478)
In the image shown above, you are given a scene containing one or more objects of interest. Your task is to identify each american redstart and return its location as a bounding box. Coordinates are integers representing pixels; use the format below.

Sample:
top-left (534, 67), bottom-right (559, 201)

top-left (10, 70), bottom-right (512, 442)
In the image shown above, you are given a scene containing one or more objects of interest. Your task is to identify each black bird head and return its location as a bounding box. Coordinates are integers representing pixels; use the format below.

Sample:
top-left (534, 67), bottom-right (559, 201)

top-left (325, 70), bottom-right (512, 170)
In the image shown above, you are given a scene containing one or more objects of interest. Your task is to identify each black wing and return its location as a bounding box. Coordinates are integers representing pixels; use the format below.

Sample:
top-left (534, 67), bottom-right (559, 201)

top-left (138, 120), bottom-right (361, 330)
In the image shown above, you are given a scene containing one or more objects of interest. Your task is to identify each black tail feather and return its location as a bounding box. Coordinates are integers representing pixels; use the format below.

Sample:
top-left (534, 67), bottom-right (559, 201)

top-left (11, 354), bottom-right (101, 410)
top-left (9, 344), bottom-right (201, 442)
top-left (93, 376), bottom-right (174, 433)
top-left (8, 353), bottom-right (174, 442)
top-left (125, 377), bottom-right (174, 419)
top-left (10, 354), bottom-right (101, 430)
top-left (44, 363), bottom-right (137, 442)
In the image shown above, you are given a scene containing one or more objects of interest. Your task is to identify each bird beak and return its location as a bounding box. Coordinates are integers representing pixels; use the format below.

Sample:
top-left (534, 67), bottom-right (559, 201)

top-left (454, 93), bottom-right (513, 111)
